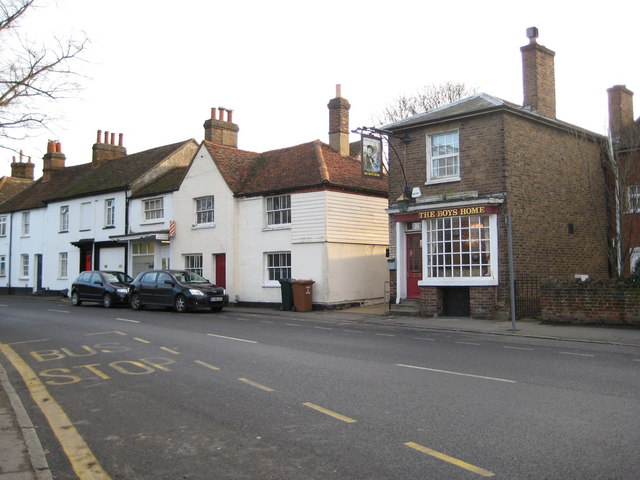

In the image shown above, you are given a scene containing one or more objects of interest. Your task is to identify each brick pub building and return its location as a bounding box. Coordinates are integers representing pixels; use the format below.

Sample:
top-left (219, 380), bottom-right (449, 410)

top-left (385, 28), bottom-right (609, 319)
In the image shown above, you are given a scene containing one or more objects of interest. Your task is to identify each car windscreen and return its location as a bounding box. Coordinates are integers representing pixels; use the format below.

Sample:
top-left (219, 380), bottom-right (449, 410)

top-left (173, 271), bottom-right (208, 284)
top-left (102, 273), bottom-right (121, 284)
top-left (112, 272), bottom-right (133, 283)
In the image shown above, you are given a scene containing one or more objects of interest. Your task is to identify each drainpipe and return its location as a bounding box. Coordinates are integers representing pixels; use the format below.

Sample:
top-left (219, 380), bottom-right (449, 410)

top-left (124, 191), bottom-right (130, 274)
top-left (7, 212), bottom-right (13, 295)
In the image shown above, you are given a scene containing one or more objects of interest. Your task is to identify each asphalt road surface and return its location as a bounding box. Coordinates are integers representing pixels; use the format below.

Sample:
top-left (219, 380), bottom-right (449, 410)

top-left (1, 297), bottom-right (639, 479)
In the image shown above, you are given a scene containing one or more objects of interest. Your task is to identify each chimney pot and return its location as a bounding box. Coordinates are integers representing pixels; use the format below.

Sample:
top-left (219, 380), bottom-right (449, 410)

top-left (104, 131), bottom-right (110, 144)
top-left (226, 109), bottom-right (233, 123)
top-left (218, 107), bottom-right (225, 121)
top-left (336, 84), bottom-right (342, 98)
top-left (55, 141), bottom-right (62, 153)
top-left (118, 133), bottom-right (124, 147)
top-left (97, 130), bottom-right (102, 143)
top-left (110, 132), bottom-right (115, 145)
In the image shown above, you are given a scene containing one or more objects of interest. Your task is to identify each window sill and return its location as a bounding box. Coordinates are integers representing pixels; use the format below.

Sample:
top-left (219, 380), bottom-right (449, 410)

top-left (141, 220), bottom-right (164, 226)
top-left (419, 277), bottom-right (498, 287)
top-left (103, 225), bottom-right (115, 230)
top-left (425, 176), bottom-right (461, 186)
top-left (192, 223), bottom-right (215, 230)
top-left (263, 224), bottom-right (291, 232)
top-left (263, 283), bottom-right (280, 288)
top-left (59, 230), bottom-right (68, 234)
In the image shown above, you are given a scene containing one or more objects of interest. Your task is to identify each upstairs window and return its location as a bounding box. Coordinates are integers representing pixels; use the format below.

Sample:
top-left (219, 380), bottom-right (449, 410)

top-left (427, 130), bottom-right (459, 183)
top-left (105, 198), bottom-right (115, 227)
top-left (60, 206), bottom-right (69, 232)
top-left (194, 196), bottom-right (214, 225)
top-left (144, 198), bottom-right (164, 221)
top-left (266, 194), bottom-right (291, 226)
top-left (0, 216), bottom-right (6, 237)
top-left (0, 255), bottom-right (5, 276)
top-left (627, 185), bottom-right (640, 213)
top-left (21, 212), bottom-right (30, 236)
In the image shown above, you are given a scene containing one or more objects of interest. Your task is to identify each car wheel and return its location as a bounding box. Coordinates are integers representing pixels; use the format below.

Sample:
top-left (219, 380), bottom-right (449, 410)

top-left (174, 294), bottom-right (188, 313)
top-left (71, 291), bottom-right (81, 306)
top-left (210, 306), bottom-right (223, 313)
top-left (103, 293), bottom-right (113, 308)
top-left (131, 293), bottom-right (143, 310)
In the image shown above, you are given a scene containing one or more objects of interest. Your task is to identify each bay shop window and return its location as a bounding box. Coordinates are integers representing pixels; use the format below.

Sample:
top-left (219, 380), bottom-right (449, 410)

top-left (399, 205), bottom-right (499, 287)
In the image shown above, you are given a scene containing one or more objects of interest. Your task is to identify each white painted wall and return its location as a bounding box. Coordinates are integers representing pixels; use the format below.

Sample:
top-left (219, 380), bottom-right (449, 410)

top-left (171, 145), bottom-right (238, 295)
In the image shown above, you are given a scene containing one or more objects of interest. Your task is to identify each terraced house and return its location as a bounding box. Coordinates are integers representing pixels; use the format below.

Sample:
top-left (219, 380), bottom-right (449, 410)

top-left (171, 90), bottom-right (389, 308)
top-left (0, 135), bottom-right (198, 294)
top-left (0, 89), bottom-right (390, 309)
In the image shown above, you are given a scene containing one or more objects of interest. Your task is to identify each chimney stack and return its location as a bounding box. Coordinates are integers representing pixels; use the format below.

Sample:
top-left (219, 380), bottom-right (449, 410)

top-left (42, 140), bottom-right (66, 182)
top-left (92, 129), bottom-right (127, 163)
top-left (204, 107), bottom-right (239, 148)
top-left (10, 152), bottom-right (35, 180)
top-left (607, 85), bottom-right (634, 139)
top-left (521, 27), bottom-right (556, 119)
top-left (328, 84), bottom-right (351, 156)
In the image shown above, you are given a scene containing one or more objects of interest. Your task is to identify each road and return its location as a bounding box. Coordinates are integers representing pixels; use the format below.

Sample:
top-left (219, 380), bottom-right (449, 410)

top-left (1, 296), bottom-right (639, 479)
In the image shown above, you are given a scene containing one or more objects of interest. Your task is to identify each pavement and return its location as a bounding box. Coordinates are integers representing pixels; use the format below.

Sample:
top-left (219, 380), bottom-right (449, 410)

top-left (2, 298), bottom-right (640, 479)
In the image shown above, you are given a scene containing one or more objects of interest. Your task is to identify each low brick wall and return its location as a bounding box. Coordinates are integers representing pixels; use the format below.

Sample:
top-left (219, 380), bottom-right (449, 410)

top-left (540, 279), bottom-right (640, 326)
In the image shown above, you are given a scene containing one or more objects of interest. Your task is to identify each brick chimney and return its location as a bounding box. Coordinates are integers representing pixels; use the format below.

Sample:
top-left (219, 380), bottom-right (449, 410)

top-left (607, 85), bottom-right (634, 139)
top-left (42, 140), bottom-right (65, 182)
top-left (92, 130), bottom-right (126, 163)
top-left (521, 27), bottom-right (556, 119)
top-left (10, 151), bottom-right (35, 180)
top-left (328, 84), bottom-right (351, 156)
top-left (204, 107), bottom-right (239, 148)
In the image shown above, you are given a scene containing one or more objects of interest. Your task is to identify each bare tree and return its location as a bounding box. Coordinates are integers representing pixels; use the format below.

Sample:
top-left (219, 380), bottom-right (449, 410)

top-left (375, 81), bottom-right (478, 125)
top-left (604, 124), bottom-right (640, 278)
top-left (0, 0), bottom-right (87, 152)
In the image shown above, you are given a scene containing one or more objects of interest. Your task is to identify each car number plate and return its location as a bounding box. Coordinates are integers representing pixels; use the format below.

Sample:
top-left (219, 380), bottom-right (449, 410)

top-left (210, 296), bottom-right (223, 302)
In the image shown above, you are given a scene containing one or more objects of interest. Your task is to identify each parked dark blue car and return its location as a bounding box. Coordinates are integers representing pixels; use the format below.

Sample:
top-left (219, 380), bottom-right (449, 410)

top-left (129, 270), bottom-right (229, 313)
top-left (70, 271), bottom-right (133, 308)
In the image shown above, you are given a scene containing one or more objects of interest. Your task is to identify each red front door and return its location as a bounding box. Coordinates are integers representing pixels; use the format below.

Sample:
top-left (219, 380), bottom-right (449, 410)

top-left (215, 254), bottom-right (226, 289)
top-left (406, 233), bottom-right (422, 298)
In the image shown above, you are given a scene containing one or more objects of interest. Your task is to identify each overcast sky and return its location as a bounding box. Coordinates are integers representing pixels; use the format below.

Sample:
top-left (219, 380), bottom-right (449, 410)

top-left (2, 0), bottom-right (638, 178)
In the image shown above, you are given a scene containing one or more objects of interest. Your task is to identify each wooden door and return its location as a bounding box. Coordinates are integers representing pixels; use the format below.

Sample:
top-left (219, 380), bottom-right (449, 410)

top-left (406, 233), bottom-right (422, 298)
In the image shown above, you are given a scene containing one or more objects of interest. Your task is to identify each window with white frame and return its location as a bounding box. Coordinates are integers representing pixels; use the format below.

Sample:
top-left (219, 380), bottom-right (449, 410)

top-left (58, 252), bottom-right (68, 278)
top-left (0, 255), bottom-right (5, 276)
top-left (423, 214), bottom-right (496, 283)
top-left (266, 194), bottom-right (291, 226)
top-left (266, 252), bottom-right (291, 282)
top-left (80, 202), bottom-right (92, 231)
top-left (184, 254), bottom-right (203, 276)
top-left (627, 185), bottom-right (640, 213)
top-left (427, 130), bottom-right (459, 183)
top-left (21, 212), bottom-right (29, 236)
top-left (60, 206), bottom-right (69, 232)
top-left (144, 198), bottom-right (164, 221)
top-left (0, 216), bottom-right (6, 237)
top-left (20, 254), bottom-right (29, 278)
top-left (194, 196), bottom-right (214, 225)
top-left (105, 198), bottom-right (115, 227)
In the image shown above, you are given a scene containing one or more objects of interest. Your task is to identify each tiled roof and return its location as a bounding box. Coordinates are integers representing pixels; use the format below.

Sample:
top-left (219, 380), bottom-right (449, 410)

top-left (0, 177), bottom-right (34, 203)
top-left (130, 166), bottom-right (189, 198)
top-left (383, 93), bottom-right (602, 139)
top-left (206, 140), bottom-right (387, 198)
top-left (0, 140), bottom-right (194, 213)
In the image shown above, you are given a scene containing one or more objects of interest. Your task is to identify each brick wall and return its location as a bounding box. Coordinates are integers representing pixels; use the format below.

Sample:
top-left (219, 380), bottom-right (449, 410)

top-left (541, 279), bottom-right (640, 325)
top-left (470, 287), bottom-right (496, 319)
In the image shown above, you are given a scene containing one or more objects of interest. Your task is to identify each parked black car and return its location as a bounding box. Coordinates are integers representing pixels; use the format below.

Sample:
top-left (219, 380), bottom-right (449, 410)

top-left (129, 270), bottom-right (229, 313)
top-left (70, 271), bottom-right (133, 308)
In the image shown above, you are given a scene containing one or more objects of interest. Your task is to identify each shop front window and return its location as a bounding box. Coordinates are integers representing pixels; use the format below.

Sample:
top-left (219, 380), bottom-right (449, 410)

top-left (424, 215), bottom-right (493, 281)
